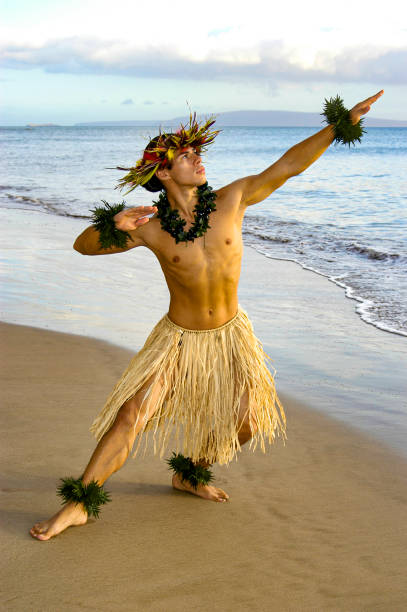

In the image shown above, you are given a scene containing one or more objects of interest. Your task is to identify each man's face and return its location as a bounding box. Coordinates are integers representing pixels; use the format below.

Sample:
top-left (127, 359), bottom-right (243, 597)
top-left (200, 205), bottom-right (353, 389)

top-left (164, 146), bottom-right (206, 187)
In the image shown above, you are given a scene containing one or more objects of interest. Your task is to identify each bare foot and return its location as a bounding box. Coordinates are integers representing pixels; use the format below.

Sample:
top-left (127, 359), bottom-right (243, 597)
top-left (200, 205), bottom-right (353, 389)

top-left (172, 473), bottom-right (229, 502)
top-left (30, 501), bottom-right (88, 541)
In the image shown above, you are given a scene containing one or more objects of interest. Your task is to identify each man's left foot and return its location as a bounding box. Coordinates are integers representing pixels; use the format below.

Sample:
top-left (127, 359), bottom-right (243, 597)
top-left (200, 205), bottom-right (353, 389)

top-left (30, 501), bottom-right (88, 540)
top-left (172, 473), bottom-right (229, 502)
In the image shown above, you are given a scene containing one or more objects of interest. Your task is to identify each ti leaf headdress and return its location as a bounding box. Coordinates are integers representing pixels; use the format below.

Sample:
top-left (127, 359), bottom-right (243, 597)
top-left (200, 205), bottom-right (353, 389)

top-left (116, 113), bottom-right (220, 194)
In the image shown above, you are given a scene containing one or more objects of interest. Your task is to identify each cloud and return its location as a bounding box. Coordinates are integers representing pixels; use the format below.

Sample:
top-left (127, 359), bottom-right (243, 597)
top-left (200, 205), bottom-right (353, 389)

top-left (1, 37), bottom-right (406, 86)
top-left (143, 100), bottom-right (154, 105)
top-left (121, 98), bottom-right (134, 105)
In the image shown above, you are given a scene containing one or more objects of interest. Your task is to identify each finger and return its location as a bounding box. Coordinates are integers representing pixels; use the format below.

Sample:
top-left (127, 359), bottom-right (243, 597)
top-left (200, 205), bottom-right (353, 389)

top-left (126, 206), bottom-right (156, 212)
top-left (135, 216), bottom-right (153, 225)
top-left (126, 207), bottom-right (157, 217)
top-left (365, 90), bottom-right (384, 104)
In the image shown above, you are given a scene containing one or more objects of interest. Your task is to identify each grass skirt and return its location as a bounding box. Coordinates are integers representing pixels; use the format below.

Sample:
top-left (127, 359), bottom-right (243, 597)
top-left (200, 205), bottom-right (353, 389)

top-left (90, 306), bottom-right (286, 465)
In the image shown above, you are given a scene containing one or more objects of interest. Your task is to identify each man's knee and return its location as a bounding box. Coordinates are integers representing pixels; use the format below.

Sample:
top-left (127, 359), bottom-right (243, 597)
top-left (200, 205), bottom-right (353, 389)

top-left (115, 396), bottom-right (141, 430)
top-left (238, 414), bottom-right (257, 442)
top-left (116, 388), bottom-right (151, 429)
top-left (115, 375), bottom-right (163, 430)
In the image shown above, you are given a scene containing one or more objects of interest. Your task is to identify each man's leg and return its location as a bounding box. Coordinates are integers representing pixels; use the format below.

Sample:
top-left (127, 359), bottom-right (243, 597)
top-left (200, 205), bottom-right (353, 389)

top-left (30, 375), bottom-right (164, 540)
top-left (171, 390), bottom-right (254, 503)
top-left (236, 389), bottom-right (258, 446)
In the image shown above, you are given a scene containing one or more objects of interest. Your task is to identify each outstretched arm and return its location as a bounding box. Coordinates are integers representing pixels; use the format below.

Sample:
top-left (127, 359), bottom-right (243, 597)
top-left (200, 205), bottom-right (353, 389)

top-left (237, 90), bottom-right (383, 207)
top-left (73, 205), bottom-right (157, 255)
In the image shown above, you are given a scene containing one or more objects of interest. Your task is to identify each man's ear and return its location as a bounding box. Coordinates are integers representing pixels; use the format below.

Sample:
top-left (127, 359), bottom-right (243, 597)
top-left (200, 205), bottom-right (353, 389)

top-left (156, 167), bottom-right (171, 183)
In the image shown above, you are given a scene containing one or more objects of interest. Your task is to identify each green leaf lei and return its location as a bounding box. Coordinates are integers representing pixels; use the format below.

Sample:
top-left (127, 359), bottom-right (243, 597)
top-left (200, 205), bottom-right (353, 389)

top-left (322, 95), bottom-right (366, 146)
top-left (166, 452), bottom-right (214, 489)
top-left (57, 477), bottom-right (111, 518)
top-left (153, 182), bottom-right (217, 244)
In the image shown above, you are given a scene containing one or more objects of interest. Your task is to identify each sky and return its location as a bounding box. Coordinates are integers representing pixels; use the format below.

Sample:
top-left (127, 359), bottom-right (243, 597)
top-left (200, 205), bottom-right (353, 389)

top-left (1, 0), bottom-right (406, 125)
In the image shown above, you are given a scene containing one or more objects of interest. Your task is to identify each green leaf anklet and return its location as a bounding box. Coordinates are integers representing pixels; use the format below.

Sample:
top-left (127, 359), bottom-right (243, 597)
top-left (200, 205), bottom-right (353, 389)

top-left (166, 452), bottom-right (214, 490)
top-left (322, 95), bottom-right (366, 146)
top-left (90, 200), bottom-right (134, 249)
top-left (57, 477), bottom-right (111, 518)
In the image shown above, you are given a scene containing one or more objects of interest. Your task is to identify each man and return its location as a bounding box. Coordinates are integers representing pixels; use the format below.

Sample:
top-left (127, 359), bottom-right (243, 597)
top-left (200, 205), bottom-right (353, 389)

top-left (30, 90), bottom-right (383, 540)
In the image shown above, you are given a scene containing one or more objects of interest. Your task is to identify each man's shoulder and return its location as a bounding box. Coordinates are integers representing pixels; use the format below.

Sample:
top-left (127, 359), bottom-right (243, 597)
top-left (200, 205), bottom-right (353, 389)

top-left (215, 178), bottom-right (247, 212)
top-left (215, 178), bottom-right (245, 200)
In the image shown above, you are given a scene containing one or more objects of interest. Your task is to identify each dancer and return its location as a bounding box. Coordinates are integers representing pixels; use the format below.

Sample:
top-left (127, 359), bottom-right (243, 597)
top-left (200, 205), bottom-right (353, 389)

top-left (30, 90), bottom-right (383, 540)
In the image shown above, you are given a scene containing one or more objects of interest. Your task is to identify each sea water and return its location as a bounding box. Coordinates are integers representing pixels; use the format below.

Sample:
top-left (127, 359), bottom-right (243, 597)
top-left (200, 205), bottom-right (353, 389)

top-left (1, 124), bottom-right (406, 336)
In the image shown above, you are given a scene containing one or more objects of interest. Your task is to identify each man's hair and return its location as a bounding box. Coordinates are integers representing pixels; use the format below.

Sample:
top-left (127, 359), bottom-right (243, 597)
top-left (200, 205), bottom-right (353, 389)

top-left (141, 135), bottom-right (173, 193)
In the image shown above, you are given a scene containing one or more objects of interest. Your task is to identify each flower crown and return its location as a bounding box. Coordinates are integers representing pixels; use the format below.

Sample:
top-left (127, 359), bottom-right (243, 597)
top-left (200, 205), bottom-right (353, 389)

top-left (116, 113), bottom-right (219, 194)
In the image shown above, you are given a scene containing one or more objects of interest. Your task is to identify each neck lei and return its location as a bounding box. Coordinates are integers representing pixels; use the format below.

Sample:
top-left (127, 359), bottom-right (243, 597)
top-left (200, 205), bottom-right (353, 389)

top-left (153, 182), bottom-right (217, 244)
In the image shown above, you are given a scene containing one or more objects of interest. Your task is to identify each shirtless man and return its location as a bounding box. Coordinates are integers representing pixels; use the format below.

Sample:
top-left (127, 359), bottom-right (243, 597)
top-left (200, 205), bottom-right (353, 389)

top-left (30, 90), bottom-right (383, 540)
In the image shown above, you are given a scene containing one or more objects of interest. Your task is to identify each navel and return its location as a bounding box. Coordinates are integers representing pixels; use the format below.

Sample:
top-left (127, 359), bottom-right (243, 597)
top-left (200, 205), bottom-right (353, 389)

top-left (208, 309), bottom-right (213, 316)
top-left (172, 255), bottom-right (180, 263)
top-left (225, 238), bottom-right (232, 245)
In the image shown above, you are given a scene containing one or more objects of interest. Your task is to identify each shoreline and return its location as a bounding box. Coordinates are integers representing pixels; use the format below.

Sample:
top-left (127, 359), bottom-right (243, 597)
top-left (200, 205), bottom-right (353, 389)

top-left (252, 249), bottom-right (407, 338)
top-left (2, 320), bottom-right (407, 611)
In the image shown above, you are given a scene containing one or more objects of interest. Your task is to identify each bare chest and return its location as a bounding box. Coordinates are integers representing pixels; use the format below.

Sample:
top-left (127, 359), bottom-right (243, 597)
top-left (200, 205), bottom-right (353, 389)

top-left (142, 206), bottom-right (243, 283)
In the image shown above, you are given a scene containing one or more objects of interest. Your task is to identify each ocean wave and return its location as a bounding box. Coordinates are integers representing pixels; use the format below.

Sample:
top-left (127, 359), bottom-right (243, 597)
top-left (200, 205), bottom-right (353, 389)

top-left (243, 216), bottom-right (403, 263)
top-left (346, 243), bottom-right (400, 261)
top-left (2, 193), bottom-right (88, 219)
top-left (243, 228), bottom-right (291, 243)
top-left (0, 184), bottom-right (31, 192)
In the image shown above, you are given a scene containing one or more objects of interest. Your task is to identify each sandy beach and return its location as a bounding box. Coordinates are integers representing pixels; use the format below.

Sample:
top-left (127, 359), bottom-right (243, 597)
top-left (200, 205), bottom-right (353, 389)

top-left (2, 320), bottom-right (407, 611)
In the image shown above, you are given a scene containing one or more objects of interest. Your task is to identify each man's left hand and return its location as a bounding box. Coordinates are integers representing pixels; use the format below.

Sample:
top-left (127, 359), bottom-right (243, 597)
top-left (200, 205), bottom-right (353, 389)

top-left (350, 90), bottom-right (384, 125)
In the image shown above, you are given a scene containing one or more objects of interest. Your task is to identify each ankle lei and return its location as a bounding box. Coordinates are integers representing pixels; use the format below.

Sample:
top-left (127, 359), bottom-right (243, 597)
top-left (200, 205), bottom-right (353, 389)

top-left (166, 453), bottom-right (214, 489)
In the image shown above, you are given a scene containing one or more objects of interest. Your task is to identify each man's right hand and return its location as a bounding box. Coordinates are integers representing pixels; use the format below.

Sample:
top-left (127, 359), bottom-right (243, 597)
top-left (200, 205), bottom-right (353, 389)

top-left (114, 206), bottom-right (157, 232)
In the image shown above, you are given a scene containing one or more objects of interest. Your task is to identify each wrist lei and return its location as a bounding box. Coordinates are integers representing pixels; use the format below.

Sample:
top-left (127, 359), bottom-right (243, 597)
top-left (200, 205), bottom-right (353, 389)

top-left (322, 95), bottom-right (366, 146)
top-left (154, 182), bottom-right (217, 244)
top-left (90, 200), bottom-right (134, 249)
top-left (167, 452), bottom-right (214, 489)
top-left (57, 476), bottom-right (111, 518)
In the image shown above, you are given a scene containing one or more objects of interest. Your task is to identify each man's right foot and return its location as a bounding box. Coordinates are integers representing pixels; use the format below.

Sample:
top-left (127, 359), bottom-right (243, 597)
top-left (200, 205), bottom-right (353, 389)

top-left (30, 501), bottom-right (88, 541)
top-left (172, 473), bottom-right (229, 502)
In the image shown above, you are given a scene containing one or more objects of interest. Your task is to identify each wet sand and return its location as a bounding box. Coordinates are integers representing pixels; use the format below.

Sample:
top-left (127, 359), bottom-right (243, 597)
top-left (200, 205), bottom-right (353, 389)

top-left (1, 321), bottom-right (407, 611)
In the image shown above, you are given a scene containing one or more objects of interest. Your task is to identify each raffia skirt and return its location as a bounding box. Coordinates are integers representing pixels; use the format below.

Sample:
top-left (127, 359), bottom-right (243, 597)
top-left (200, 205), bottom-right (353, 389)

top-left (90, 306), bottom-right (286, 465)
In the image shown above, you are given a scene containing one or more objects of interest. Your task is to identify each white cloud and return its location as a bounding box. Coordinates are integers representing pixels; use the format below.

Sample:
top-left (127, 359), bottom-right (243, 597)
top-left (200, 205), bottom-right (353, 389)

top-left (1, 0), bottom-right (406, 55)
top-left (121, 98), bottom-right (134, 105)
top-left (1, 37), bottom-right (406, 86)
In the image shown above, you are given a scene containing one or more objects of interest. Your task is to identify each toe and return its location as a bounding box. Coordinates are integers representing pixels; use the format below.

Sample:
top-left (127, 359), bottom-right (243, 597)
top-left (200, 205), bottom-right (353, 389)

top-left (31, 531), bottom-right (51, 541)
top-left (36, 533), bottom-right (51, 541)
top-left (30, 523), bottom-right (47, 537)
top-left (216, 488), bottom-right (229, 500)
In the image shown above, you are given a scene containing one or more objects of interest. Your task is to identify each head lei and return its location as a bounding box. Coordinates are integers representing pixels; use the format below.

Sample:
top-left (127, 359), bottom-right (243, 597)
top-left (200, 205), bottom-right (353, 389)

top-left (116, 113), bottom-right (220, 194)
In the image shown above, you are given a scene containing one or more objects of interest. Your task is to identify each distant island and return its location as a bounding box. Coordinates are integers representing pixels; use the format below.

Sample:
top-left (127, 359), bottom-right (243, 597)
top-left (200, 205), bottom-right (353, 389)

top-left (75, 110), bottom-right (407, 128)
top-left (26, 123), bottom-right (60, 128)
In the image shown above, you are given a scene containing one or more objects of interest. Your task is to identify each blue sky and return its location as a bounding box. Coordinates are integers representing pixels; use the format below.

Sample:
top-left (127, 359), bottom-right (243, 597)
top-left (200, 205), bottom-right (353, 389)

top-left (1, 0), bottom-right (406, 125)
